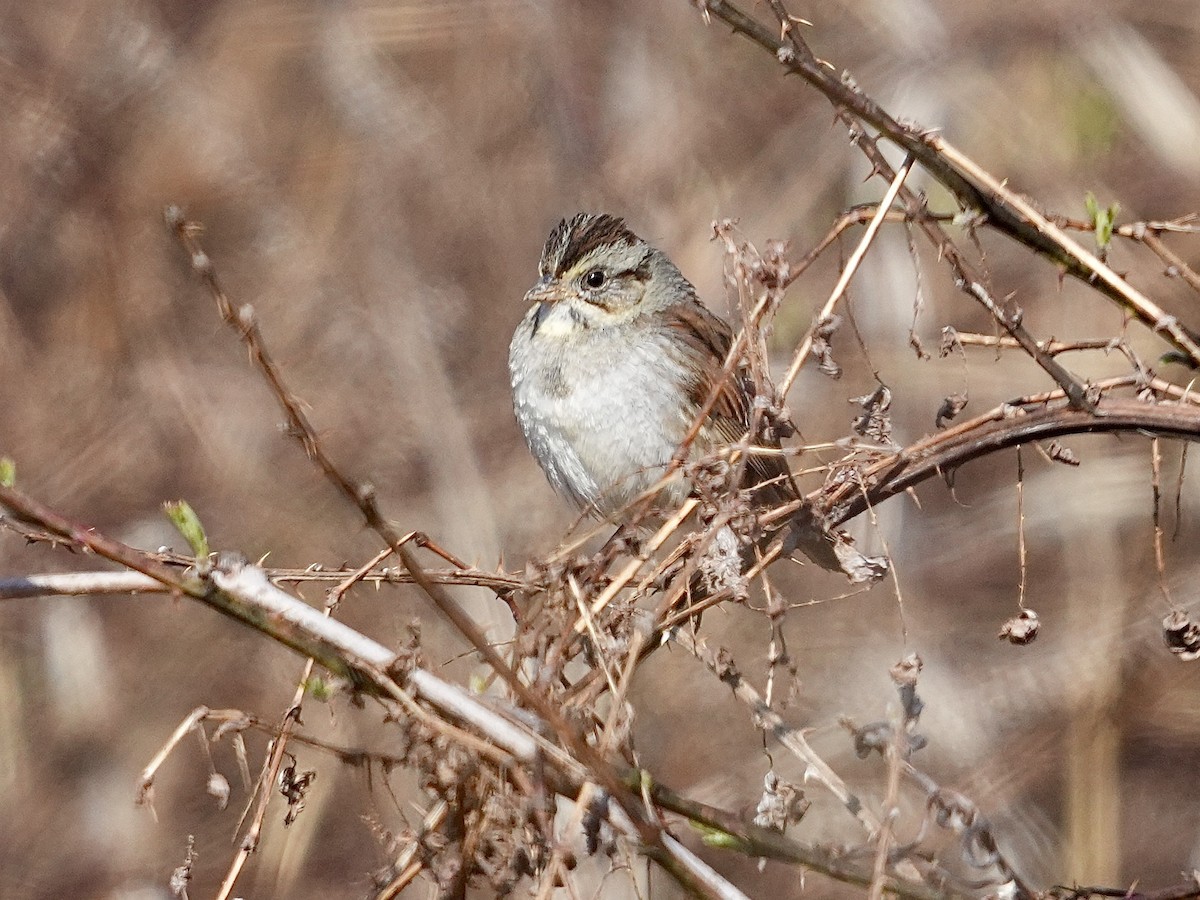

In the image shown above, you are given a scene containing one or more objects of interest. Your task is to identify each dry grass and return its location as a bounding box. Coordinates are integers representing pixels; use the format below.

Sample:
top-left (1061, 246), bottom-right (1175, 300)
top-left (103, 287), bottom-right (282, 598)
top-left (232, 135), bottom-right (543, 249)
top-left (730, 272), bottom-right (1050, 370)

top-left (2, 1), bottom-right (1200, 897)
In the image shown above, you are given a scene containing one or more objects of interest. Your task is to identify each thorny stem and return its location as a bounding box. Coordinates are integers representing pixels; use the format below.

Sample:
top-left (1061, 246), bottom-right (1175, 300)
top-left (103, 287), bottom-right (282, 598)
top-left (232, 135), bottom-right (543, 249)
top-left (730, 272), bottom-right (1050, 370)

top-left (1016, 447), bottom-right (1027, 609)
top-left (954, 334), bottom-right (1121, 356)
top-left (777, 154), bottom-right (914, 399)
top-left (163, 208), bottom-right (733, 895)
top-left (1150, 438), bottom-right (1174, 607)
top-left (696, 0), bottom-right (1200, 370)
top-left (816, 392), bottom-right (1200, 528)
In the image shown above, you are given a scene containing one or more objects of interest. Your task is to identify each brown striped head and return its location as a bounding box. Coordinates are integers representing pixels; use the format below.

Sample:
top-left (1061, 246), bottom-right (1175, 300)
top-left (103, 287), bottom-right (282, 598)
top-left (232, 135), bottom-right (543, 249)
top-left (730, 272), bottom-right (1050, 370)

top-left (539, 213), bottom-right (641, 280)
top-left (521, 213), bottom-right (700, 341)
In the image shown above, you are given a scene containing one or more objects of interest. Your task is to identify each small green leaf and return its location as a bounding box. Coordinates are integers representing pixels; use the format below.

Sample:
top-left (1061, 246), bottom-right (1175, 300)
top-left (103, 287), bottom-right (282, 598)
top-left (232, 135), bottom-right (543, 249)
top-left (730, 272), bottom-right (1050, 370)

top-left (307, 676), bottom-right (331, 701)
top-left (1085, 192), bottom-right (1119, 253)
top-left (1098, 202), bottom-right (1119, 247)
top-left (163, 499), bottom-right (210, 558)
top-left (0, 457), bottom-right (14, 488)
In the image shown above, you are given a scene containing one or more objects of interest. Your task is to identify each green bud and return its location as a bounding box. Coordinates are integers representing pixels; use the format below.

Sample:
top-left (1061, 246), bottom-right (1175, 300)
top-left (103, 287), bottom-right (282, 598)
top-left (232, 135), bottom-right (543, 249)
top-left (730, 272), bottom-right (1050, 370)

top-left (163, 499), bottom-right (210, 558)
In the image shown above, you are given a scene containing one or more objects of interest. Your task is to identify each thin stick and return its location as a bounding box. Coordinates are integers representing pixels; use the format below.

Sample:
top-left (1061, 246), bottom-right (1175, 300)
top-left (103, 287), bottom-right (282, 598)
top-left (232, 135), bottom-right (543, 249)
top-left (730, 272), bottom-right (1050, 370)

top-left (0, 565), bottom-right (525, 601)
top-left (867, 731), bottom-right (903, 900)
top-left (572, 498), bottom-right (699, 634)
top-left (137, 706), bottom-right (212, 815)
top-left (666, 628), bottom-right (882, 837)
top-left (568, 575), bottom-right (621, 699)
top-left (783, 206), bottom-right (948, 289)
top-left (699, 0), bottom-right (1200, 369)
top-left (955, 333), bottom-right (1119, 356)
top-left (328, 545), bottom-right (398, 608)
top-left (778, 155), bottom-right (914, 399)
top-left (935, 139), bottom-right (1200, 366)
top-left (1016, 447), bottom-right (1027, 608)
top-left (1174, 443), bottom-right (1189, 542)
top-left (1150, 438), bottom-right (1173, 607)
top-left (1135, 228), bottom-right (1200, 295)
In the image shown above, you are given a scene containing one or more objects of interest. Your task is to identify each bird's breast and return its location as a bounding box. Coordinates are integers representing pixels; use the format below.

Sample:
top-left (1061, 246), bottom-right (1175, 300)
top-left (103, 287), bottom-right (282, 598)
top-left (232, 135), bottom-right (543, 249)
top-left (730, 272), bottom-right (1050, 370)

top-left (510, 323), bottom-right (694, 511)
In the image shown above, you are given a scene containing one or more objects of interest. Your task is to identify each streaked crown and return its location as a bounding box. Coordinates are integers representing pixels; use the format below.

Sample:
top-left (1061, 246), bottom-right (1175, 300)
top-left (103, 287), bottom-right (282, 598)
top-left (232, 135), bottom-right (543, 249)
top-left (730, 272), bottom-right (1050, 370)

top-left (539, 213), bottom-right (640, 279)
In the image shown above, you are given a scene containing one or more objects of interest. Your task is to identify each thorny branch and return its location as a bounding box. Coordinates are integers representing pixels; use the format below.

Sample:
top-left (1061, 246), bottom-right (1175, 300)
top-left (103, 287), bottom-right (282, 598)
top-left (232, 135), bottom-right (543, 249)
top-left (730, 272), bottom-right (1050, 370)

top-left (814, 387), bottom-right (1200, 528)
top-left (0, 478), bottom-right (974, 900)
top-left (163, 207), bottom-right (754, 899)
top-left (694, 0), bottom-right (1200, 371)
top-left (7, 316), bottom-right (1200, 898)
top-left (3, 9), bottom-right (1199, 894)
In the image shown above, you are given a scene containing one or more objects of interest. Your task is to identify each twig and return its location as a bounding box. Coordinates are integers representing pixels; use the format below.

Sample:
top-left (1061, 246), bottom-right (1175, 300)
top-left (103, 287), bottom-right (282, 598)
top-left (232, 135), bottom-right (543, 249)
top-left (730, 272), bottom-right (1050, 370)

top-left (0, 549), bottom-right (527, 597)
top-left (1150, 438), bottom-right (1173, 607)
top-left (778, 155), bottom-right (914, 399)
top-left (953, 333), bottom-right (1120, 357)
top-left (816, 393), bottom-right (1200, 528)
top-left (328, 545), bottom-right (397, 608)
top-left (695, 0), bottom-right (1200, 368)
top-left (666, 628), bottom-right (882, 837)
top-left (165, 207), bottom-right (705, 870)
top-left (137, 706), bottom-right (212, 815)
top-left (783, 205), bottom-right (952, 289)
top-left (1131, 228), bottom-right (1200, 295)
top-left (1016, 447), bottom-right (1027, 609)
top-left (868, 727), bottom-right (902, 900)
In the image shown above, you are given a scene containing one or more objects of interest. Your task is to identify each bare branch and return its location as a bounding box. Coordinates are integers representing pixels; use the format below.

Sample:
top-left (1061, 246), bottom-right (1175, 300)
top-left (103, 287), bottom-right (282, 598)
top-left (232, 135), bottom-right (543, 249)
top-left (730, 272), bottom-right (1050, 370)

top-left (815, 393), bottom-right (1200, 528)
top-left (694, 0), bottom-right (1200, 369)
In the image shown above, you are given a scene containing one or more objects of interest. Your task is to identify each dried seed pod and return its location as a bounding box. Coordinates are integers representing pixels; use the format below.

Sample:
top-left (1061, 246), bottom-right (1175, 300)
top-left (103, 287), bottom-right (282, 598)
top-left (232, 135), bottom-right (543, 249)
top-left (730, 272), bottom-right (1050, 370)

top-left (999, 609), bottom-right (1041, 645)
top-left (935, 392), bottom-right (969, 428)
top-left (753, 771), bottom-right (810, 832)
top-left (1163, 610), bottom-right (1200, 660)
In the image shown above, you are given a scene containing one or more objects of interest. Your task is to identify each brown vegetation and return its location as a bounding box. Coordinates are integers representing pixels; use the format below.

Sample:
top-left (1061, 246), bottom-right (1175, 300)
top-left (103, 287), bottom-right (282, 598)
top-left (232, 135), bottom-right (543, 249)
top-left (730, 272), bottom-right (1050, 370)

top-left (2, 1), bottom-right (1200, 898)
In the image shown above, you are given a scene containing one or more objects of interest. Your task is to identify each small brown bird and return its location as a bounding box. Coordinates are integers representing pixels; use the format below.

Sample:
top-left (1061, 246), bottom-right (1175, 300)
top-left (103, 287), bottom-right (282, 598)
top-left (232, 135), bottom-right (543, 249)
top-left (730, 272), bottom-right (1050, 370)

top-left (508, 213), bottom-right (884, 582)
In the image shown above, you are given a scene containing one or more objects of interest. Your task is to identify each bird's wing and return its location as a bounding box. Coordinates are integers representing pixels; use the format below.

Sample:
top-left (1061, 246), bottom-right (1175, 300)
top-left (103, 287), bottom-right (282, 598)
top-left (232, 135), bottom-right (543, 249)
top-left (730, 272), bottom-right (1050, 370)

top-left (661, 301), bottom-right (796, 500)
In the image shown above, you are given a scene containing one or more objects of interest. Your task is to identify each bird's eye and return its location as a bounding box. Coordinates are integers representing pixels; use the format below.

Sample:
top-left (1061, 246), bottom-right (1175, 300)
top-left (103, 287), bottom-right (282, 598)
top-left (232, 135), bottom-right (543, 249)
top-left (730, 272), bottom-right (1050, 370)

top-left (583, 269), bottom-right (606, 289)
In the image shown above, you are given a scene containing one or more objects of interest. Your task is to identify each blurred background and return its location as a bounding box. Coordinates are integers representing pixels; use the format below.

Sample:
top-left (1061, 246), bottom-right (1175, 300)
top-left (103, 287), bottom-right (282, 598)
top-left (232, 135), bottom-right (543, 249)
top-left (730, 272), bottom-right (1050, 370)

top-left (1, 1), bottom-right (1199, 897)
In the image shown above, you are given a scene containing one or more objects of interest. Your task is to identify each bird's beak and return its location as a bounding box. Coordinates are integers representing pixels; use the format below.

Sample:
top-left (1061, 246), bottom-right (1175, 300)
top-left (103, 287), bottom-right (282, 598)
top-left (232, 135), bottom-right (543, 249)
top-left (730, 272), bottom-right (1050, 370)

top-left (524, 278), bottom-right (562, 336)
